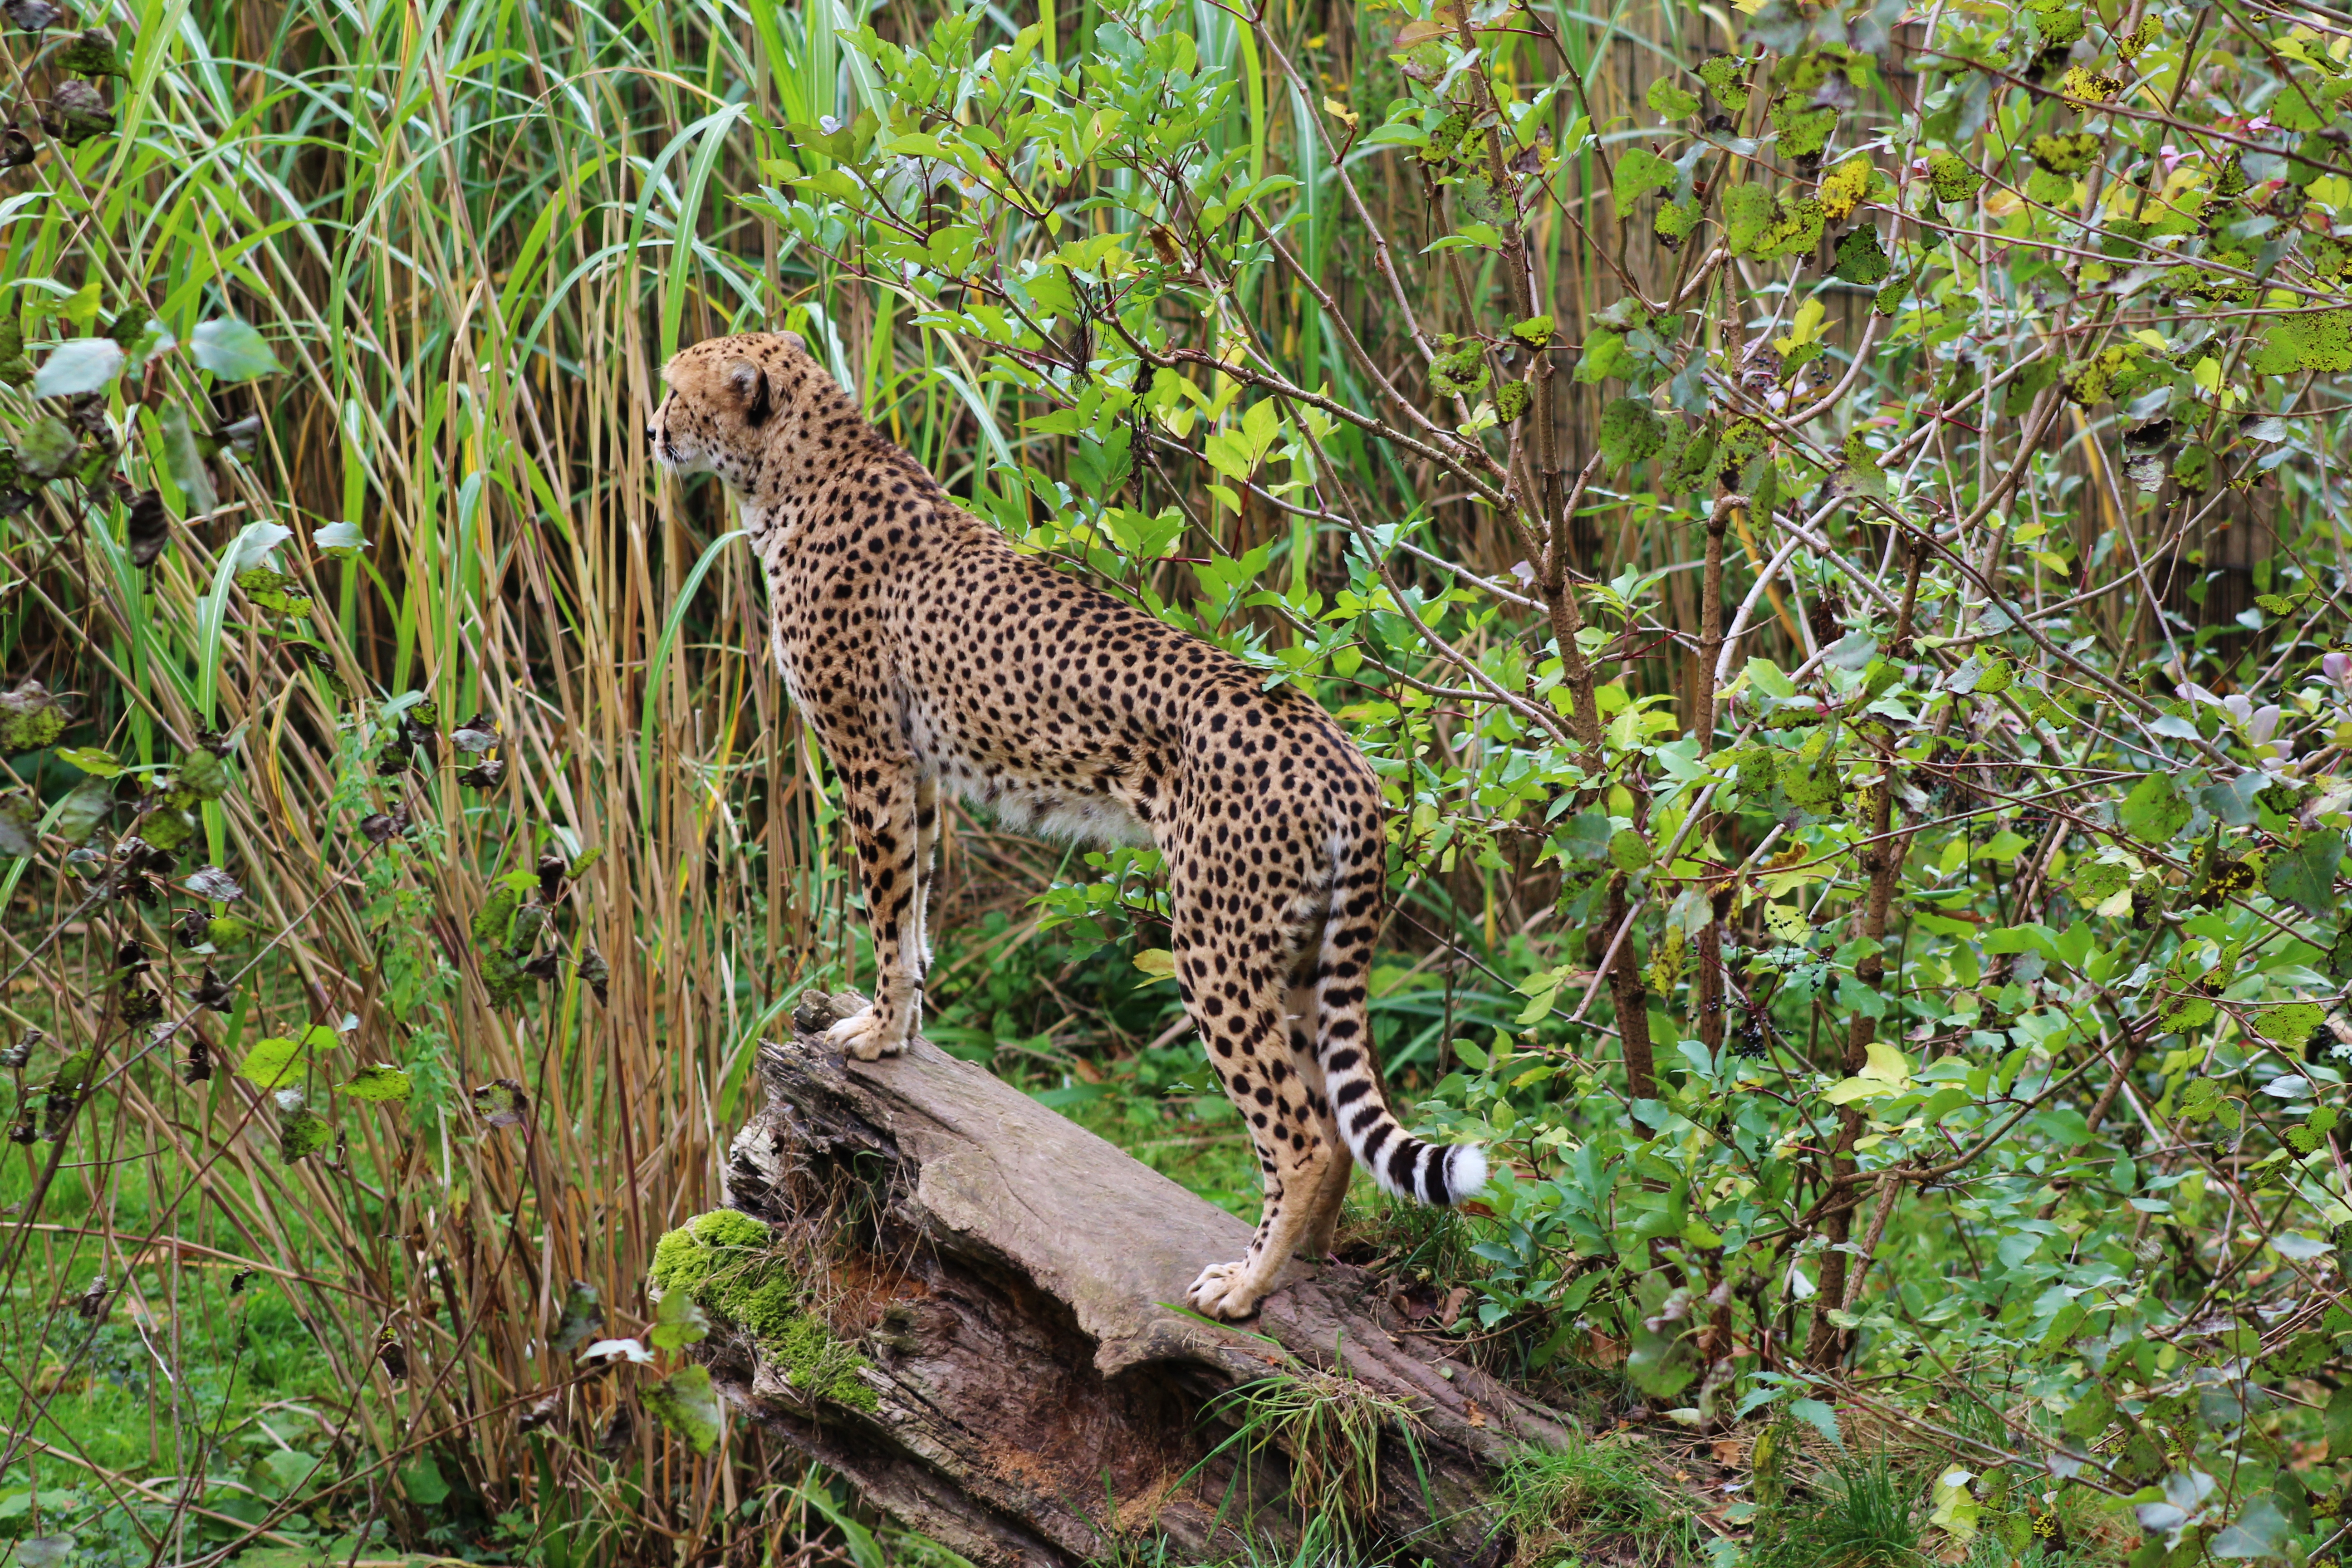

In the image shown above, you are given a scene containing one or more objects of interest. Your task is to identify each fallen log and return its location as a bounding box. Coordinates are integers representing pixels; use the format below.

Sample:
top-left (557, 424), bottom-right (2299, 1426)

top-left (697, 991), bottom-right (1570, 1567)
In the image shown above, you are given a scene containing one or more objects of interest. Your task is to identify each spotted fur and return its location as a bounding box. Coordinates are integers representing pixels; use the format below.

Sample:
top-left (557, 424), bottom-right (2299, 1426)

top-left (652, 332), bottom-right (1486, 1320)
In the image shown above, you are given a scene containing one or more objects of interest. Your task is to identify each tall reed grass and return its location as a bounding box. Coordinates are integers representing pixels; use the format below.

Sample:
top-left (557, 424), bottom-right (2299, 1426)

top-left (5, 0), bottom-right (2322, 1558)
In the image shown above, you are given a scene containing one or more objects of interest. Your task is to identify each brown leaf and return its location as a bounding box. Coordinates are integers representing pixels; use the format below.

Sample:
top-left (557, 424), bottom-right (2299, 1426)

top-left (471, 1078), bottom-right (529, 1128)
top-left (1438, 1284), bottom-right (1472, 1330)
top-left (376, 1325), bottom-right (408, 1382)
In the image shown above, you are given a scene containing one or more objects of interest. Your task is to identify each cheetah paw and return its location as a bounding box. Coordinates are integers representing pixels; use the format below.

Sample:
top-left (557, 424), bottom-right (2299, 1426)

top-left (825, 1004), bottom-right (909, 1061)
top-left (1184, 1260), bottom-right (1267, 1321)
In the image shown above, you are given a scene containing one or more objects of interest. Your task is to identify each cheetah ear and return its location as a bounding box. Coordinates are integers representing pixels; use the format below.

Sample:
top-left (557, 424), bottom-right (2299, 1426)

top-left (724, 358), bottom-right (773, 428)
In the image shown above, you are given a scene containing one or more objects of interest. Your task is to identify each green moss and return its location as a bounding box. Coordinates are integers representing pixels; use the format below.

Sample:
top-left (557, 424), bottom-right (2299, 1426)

top-left (1770, 95), bottom-right (1837, 159)
top-left (2252, 307), bottom-right (2352, 374)
top-left (650, 1208), bottom-right (774, 1294)
top-left (1753, 196), bottom-right (1826, 259)
top-left (1925, 148), bottom-right (1981, 203)
top-left (1832, 226), bottom-right (1890, 284)
top-left (1698, 54), bottom-right (1749, 115)
top-left (2026, 131), bottom-right (2101, 175)
top-left (2063, 345), bottom-right (2150, 405)
top-left (1428, 338), bottom-right (1488, 399)
top-left (647, 1210), bottom-right (878, 1412)
top-left (2059, 66), bottom-right (2118, 104)
top-left (2032, 4), bottom-right (2083, 45)
top-left (0, 704), bottom-right (64, 753)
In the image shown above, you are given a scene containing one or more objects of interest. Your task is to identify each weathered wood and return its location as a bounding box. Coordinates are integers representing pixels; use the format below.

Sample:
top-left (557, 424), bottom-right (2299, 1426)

top-left (704, 992), bottom-right (1570, 1567)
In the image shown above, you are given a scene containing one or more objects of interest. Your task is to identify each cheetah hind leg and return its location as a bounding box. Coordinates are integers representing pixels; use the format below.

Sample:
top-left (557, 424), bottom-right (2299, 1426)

top-left (824, 1000), bottom-right (911, 1061)
top-left (1181, 1025), bottom-right (1336, 1316)
top-left (1287, 972), bottom-right (1352, 1260)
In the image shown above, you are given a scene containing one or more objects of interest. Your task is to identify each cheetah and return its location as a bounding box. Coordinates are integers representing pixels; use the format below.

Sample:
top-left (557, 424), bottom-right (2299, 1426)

top-left (651, 331), bottom-right (1486, 1320)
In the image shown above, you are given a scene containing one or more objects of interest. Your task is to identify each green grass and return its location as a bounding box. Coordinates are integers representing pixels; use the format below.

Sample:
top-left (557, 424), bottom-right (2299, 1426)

top-left (1746, 1453), bottom-right (1926, 1568)
top-left (1497, 1433), bottom-right (1700, 1567)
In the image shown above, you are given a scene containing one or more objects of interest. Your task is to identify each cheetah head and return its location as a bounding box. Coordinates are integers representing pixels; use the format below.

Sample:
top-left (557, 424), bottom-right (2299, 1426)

top-left (651, 330), bottom-right (814, 491)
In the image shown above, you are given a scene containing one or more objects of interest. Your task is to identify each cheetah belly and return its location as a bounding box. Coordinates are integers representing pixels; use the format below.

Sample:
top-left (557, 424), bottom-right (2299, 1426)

top-left (936, 755), bottom-right (1155, 848)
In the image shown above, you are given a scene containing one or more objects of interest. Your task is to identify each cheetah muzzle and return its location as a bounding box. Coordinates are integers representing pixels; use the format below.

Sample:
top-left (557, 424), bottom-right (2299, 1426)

top-left (652, 331), bottom-right (1487, 1320)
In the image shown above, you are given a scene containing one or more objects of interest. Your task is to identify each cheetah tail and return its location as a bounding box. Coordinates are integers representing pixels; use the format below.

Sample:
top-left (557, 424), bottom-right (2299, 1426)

top-left (1314, 903), bottom-right (1487, 1208)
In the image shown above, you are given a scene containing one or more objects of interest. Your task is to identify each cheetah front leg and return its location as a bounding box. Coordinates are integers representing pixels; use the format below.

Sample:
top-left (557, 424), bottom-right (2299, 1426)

top-left (827, 757), bottom-right (926, 1061)
top-left (909, 771), bottom-right (940, 973)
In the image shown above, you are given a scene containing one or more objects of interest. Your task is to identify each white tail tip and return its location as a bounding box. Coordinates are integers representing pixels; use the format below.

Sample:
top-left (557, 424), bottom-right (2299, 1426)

top-left (1447, 1144), bottom-right (1489, 1204)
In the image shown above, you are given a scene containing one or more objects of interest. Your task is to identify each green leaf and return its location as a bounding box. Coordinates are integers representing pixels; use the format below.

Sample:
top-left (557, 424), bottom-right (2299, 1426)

top-left (2212, 1497), bottom-right (2290, 1559)
top-left (646, 1365), bottom-right (722, 1454)
top-left (1598, 397), bottom-right (1664, 468)
top-left (2327, 1383), bottom-right (2352, 1459)
top-left (1787, 1397), bottom-right (1842, 1449)
top-left (280, 1104), bottom-right (332, 1164)
top-left (1924, 149), bottom-right (1981, 203)
top-left (336, 1063), bottom-right (413, 1103)
top-left (16, 415), bottom-right (80, 479)
top-left (1617, 147), bottom-right (1676, 204)
top-left (189, 318), bottom-right (282, 382)
top-left (2161, 995), bottom-right (2217, 1033)
top-left (1831, 226), bottom-right (1890, 284)
top-left (1508, 314), bottom-right (1555, 350)
top-left (1573, 329), bottom-right (1629, 384)
top-left (157, 404), bottom-right (218, 516)
top-left (1608, 828), bottom-right (1652, 873)
top-left (1647, 78), bottom-right (1699, 119)
top-left (32, 338), bottom-right (124, 397)
top-left (1723, 184), bottom-right (1773, 254)
top-left (650, 1283), bottom-right (709, 1350)
top-left (52, 746), bottom-right (119, 777)
top-left (1698, 55), bottom-right (1749, 113)
top-left (2119, 773), bottom-right (2190, 844)
top-left (177, 747), bottom-right (233, 801)
top-left (399, 1456), bottom-right (451, 1508)
top-left (1745, 657), bottom-right (1797, 700)
top-left (54, 28), bottom-right (127, 76)
top-left (2265, 830), bottom-right (2342, 916)
top-left (1556, 813), bottom-right (1613, 861)
top-left (238, 1036), bottom-right (310, 1090)
top-left (2255, 1002), bottom-right (2323, 1051)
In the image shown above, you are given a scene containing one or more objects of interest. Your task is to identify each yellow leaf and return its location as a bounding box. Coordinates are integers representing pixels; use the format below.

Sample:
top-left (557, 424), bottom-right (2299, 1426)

top-left (1983, 188), bottom-right (2024, 217)
top-left (1774, 298), bottom-right (1828, 355)
top-left (1860, 1040), bottom-right (1912, 1087)
top-left (1764, 903), bottom-right (1811, 945)
top-left (1930, 1470), bottom-right (1980, 1542)
top-left (1391, 11), bottom-right (1460, 48)
top-left (1819, 156), bottom-right (1872, 221)
top-left (1824, 1075), bottom-right (1897, 1104)
top-left (1133, 949), bottom-right (1177, 980)
top-left (1322, 96), bottom-right (1359, 128)
top-left (1761, 863), bottom-right (1826, 899)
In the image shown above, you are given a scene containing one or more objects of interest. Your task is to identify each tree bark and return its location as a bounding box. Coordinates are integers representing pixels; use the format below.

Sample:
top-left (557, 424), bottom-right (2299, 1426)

top-left (704, 994), bottom-right (1571, 1567)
